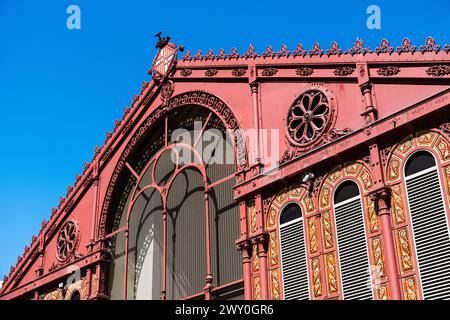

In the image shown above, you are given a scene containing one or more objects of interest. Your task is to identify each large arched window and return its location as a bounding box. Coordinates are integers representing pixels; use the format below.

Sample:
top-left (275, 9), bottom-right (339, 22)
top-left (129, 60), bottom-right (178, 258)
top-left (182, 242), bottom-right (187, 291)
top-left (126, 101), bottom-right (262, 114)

top-left (106, 106), bottom-right (243, 300)
top-left (279, 203), bottom-right (309, 299)
top-left (404, 150), bottom-right (450, 299)
top-left (333, 180), bottom-right (373, 300)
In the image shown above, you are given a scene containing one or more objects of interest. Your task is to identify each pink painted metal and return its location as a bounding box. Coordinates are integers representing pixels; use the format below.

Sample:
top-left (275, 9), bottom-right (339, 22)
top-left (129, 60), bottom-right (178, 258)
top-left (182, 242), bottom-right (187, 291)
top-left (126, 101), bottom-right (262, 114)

top-left (1, 36), bottom-right (449, 300)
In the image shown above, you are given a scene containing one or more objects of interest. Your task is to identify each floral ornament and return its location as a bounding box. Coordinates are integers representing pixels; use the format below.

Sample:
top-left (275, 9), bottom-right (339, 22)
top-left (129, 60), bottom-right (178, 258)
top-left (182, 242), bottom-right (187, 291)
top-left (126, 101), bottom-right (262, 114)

top-left (56, 221), bottom-right (79, 261)
top-left (287, 90), bottom-right (331, 146)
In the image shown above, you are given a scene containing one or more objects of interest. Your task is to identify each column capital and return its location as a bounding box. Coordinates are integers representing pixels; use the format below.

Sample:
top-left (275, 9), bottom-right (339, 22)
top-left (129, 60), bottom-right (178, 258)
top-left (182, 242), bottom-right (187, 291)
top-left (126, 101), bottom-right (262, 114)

top-left (249, 81), bottom-right (259, 94)
top-left (368, 186), bottom-right (392, 215)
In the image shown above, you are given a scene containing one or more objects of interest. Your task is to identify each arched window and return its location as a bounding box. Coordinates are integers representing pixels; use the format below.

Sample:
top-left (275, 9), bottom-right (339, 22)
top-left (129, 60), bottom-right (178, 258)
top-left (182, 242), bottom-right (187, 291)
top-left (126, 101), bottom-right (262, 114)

top-left (404, 150), bottom-right (450, 299)
top-left (106, 106), bottom-right (243, 300)
top-left (333, 180), bottom-right (373, 300)
top-left (279, 203), bottom-right (309, 299)
top-left (70, 291), bottom-right (81, 300)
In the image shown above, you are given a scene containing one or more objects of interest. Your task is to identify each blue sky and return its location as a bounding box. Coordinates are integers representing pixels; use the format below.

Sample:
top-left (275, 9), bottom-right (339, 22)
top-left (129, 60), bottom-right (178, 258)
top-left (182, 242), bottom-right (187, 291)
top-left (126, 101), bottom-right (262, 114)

top-left (0, 0), bottom-right (449, 281)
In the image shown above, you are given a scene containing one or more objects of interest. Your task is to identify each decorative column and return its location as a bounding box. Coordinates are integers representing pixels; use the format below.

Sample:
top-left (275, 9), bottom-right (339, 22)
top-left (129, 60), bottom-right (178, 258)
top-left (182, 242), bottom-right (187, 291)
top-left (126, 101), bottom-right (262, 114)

top-left (235, 201), bottom-right (252, 299)
top-left (203, 190), bottom-right (213, 300)
top-left (368, 143), bottom-right (402, 300)
top-left (89, 162), bottom-right (100, 251)
top-left (253, 233), bottom-right (269, 299)
top-left (357, 63), bottom-right (378, 125)
top-left (161, 209), bottom-right (167, 301)
top-left (252, 194), bottom-right (269, 299)
top-left (369, 188), bottom-right (402, 300)
top-left (236, 240), bottom-right (252, 300)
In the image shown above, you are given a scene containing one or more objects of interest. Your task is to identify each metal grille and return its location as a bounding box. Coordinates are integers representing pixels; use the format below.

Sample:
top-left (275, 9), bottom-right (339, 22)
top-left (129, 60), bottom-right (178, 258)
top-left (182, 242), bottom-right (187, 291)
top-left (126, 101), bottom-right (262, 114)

top-left (279, 218), bottom-right (309, 300)
top-left (405, 167), bottom-right (450, 300)
top-left (334, 196), bottom-right (373, 300)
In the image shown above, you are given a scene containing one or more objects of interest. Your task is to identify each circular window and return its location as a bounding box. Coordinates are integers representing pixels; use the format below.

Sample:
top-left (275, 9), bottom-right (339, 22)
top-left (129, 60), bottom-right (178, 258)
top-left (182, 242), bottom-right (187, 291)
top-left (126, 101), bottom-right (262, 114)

top-left (286, 89), bottom-right (332, 147)
top-left (56, 221), bottom-right (79, 261)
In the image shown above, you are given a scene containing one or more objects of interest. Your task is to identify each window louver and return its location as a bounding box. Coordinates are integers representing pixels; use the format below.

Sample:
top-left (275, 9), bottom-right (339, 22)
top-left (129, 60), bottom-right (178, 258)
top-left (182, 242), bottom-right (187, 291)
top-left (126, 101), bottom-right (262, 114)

top-left (334, 197), bottom-right (373, 300)
top-left (405, 167), bottom-right (450, 300)
top-left (279, 218), bottom-right (309, 300)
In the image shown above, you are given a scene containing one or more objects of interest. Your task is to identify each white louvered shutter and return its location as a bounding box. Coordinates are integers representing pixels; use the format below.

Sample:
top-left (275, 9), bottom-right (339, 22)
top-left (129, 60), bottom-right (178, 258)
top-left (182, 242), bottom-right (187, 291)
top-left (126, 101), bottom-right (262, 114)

top-left (405, 166), bottom-right (450, 300)
top-left (334, 196), bottom-right (373, 300)
top-left (279, 218), bottom-right (310, 300)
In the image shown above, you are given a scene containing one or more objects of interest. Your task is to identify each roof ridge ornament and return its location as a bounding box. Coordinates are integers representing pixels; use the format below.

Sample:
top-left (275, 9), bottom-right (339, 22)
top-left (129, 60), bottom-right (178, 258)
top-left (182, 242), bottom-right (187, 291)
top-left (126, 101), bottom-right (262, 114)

top-left (420, 36), bottom-right (440, 53)
top-left (154, 32), bottom-right (171, 49)
top-left (375, 39), bottom-right (394, 55)
top-left (396, 38), bottom-right (416, 54)
top-left (346, 37), bottom-right (371, 55)
top-left (309, 42), bottom-right (324, 56)
top-left (326, 41), bottom-right (342, 56)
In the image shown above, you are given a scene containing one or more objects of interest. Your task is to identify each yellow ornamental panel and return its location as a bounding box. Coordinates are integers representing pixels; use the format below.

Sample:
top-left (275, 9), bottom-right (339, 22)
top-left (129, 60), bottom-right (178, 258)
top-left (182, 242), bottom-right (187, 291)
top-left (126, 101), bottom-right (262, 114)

top-left (274, 190), bottom-right (288, 207)
top-left (327, 168), bottom-right (342, 185)
top-left (402, 276), bottom-right (419, 300)
top-left (301, 191), bottom-right (315, 213)
top-left (325, 253), bottom-right (338, 294)
top-left (358, 167), bottom-right (373, 191)
top-left (377, 285), bottom-right (389, 300)
top-left (387, 154), bottom-right (402, 182)
top-left (434, 136), bottom-right (450, 162)
top-left (319, 185), bottom-right (332, 210)
top-left (267, 205), bottom-right (278, 229)
top-left (248, 200), bottom-right (257, 234)
top-left (344, 163), bottom-right (361, 176)
top-left (371, 237), bottom-right (385, 278)
top-left (268, 231), bottom-right (278, 267)
top-left (321, 210), bottom-right (334, 249)
top-left (307, 217), bottom-right (318, 254)
top-left (252, 243), bottom-right (259, 272)
top-left (391, 184), bottom-right (406, 225)
top-left (253, 276), bottom-right (261, 300)
top-left (417, 131), bottom-right (436, 146)
top-left (397, 137), bottom-right (413, 154)
top-left (270, 269), bottom-right (281, 300)
top-left (311, 257), bottom-right (323, 298)
top-left (366, 197), bottom-right (379, 233)
top-left (396, 228), bottom-right (414, 273)
top-left (289, 185), bottom-right (302, 199)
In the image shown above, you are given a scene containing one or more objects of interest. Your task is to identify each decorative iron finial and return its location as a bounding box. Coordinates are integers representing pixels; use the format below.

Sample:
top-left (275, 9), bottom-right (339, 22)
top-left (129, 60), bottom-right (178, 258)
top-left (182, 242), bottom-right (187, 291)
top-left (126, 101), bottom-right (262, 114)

top-left (154, 32), bottom-right (171, 49)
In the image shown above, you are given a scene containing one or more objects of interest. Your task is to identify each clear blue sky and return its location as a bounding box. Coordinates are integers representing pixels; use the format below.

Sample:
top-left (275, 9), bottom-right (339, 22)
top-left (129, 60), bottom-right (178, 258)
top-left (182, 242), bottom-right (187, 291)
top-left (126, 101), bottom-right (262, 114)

top-left (0, 0), bottom-right (449, 280)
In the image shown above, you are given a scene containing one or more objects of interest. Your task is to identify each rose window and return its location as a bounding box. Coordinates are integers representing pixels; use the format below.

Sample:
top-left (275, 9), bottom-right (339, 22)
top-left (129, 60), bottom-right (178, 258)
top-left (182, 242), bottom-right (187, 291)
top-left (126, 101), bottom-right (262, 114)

top-left (56, 221), bottom-right (79, 261)
top-left (287, 89), bottom-right (331, 146)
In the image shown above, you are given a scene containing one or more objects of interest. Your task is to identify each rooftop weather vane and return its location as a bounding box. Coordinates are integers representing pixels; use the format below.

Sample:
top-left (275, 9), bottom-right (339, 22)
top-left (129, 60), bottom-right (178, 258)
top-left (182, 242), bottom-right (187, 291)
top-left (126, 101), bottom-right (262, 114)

top-left (155, 32), bottom-right (171, 49)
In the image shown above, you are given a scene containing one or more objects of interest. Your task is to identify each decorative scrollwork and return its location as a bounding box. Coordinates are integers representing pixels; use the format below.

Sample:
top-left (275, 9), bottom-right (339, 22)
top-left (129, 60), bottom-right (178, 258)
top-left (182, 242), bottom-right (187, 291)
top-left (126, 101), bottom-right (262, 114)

top-left (346, 38), bottom-right (371, 55)
top-left (231, 68), bottom-right (246, 77)
top-left (375, 39), bottom-right (394, 54)
top-left (56, 221), bottom-right (80, 262)
top-left (333, 66), bottom-right (355, 76)
top-left (426, 65), bottom-right (450, 77)
top-left (296, 67), bottom-right (314, 76)
top-left (205, 69), bottom-right (218, 77)
top-left (396, 38), bottom-right (416, 54)
top-left (326, 41), bottom-right (342, 56)
top-left (420, 36), bottom-right (440, 52)
top-left (377, 66), bottom-right (401, 77)
top-left (160, 81), bottom-right (174, 101)
top-left (286, 89), bottom-right (332, 147)
top-left (180, 69), bottom-right (192, 77)
top-left (261, 67), bottom-right (278, 77)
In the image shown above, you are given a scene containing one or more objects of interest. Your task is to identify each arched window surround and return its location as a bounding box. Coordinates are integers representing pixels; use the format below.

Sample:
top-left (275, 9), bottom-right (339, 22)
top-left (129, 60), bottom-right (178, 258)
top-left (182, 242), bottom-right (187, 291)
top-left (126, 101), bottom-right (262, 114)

top-left (264, 185), bottom-right (318, 300)
top-left (331, 179), bottom-right (374, 300)
top-left (317, 161), bottom-right (382, 300)
top-left (385, 130), bottom-right (450, 300)
top-left (104, 98), bottom-right (246, 300)
top-left (278, 201), bottom-right (311, 300)
top-left (401, 148), bottom-right (450, 299)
